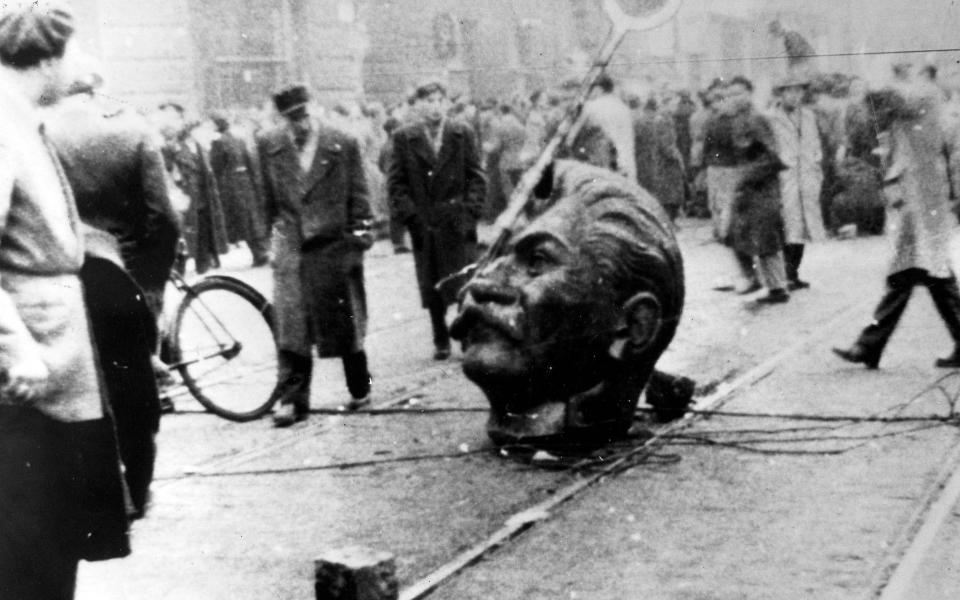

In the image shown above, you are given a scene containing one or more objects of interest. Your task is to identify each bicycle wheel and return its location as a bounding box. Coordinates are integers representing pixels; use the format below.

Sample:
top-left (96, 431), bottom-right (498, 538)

top-left (171, 275), bottom-right (278, 422)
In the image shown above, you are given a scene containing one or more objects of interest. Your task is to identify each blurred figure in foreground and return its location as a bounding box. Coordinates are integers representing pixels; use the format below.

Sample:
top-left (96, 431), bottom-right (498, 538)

top-left (0, 3), bottom-right (131, 597)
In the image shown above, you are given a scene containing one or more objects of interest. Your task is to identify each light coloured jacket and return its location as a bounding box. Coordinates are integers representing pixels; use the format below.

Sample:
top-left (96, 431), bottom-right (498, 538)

top-left (768, 105), bottom-right (826, 243)
top-left (882, 86), bottom-right (960, 278)
top-left (0, 85), bottom-right (103, 422)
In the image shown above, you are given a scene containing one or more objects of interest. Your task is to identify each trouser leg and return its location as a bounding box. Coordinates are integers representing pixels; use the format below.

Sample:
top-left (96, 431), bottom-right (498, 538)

top-left (756, 251), bottom-right (788, 291)
top-left (857, 270), bottom-right (918, 356)
top-left (342, 351), bottom-right (372, 399)
top-left (389, 217), bottom-right (407, 249)
top-left (271, 349), bottom-right (312, 410)
top-left (248, 236), bottom-right (270, 265)
top-left (427, 292), bottom-right (450, 349)
top-left (926, 273), bottom-right (960, 344)
top-left (734, 250), bottom-right (757, 285)
top-left (0, 407), bottom-right (81, 600)
top-left (784, 243), bottom-right (805, 282)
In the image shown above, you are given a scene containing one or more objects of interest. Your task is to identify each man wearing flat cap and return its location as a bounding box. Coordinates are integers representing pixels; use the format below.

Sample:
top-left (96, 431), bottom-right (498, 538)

top-left (0, 2), bottom-right (131, 598)
top-left (258, 84), bottom-right (375, 427)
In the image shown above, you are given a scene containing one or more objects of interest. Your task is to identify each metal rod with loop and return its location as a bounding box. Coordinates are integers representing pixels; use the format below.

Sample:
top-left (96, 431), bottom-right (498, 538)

top-left (436, 0), bottom-right (685, 303)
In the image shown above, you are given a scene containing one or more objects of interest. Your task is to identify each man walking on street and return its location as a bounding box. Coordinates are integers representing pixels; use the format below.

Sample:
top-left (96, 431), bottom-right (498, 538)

top-left (0, 3), bottom-right (131, 597)
top-left (768, 76), bottom-right (826, 290)
top-left (834, 81), bottom-right (960, 369)
top-left (388, 80), bottom-right (486, 360)
top-left (258, 84), bottom-right (375, 427)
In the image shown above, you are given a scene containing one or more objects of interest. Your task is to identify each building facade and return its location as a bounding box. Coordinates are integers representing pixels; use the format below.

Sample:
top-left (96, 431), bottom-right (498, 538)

top-left (68, 1), bottom-right (960, 114)
top-left (73, 0), bottom-right (365, 114)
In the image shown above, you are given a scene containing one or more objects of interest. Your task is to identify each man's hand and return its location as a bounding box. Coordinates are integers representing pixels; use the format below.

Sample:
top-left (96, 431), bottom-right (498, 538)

top-left (0, 356), bottom-right (50, 404)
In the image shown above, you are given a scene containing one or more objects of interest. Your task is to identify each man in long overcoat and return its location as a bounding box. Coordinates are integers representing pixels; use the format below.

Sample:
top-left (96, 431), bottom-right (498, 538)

top-left (834, 81), bottom-right (960, 369)
top-left (633, 97), bottom-right (686, 221)
top-left (159, 102), bottom-right (229, 274)
top-left (388, 80), bottom-right (486, 359)
top-left (210, 113), bottom-right (269, 267)
top-left (768, 77), bottom-right (826, 289)
top-left (259, 85), bottom-right (374, 427)
top-left (0, 4), bottom-right (130, 597)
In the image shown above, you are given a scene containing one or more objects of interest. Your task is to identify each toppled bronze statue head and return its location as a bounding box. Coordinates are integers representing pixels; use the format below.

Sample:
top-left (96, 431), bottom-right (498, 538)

top-left (450, 160), bottom-right (684, 444)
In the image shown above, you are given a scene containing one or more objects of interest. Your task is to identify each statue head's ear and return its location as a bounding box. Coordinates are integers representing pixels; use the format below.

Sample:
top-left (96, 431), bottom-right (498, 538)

top-left (610, 292), bottom-right (662, 359)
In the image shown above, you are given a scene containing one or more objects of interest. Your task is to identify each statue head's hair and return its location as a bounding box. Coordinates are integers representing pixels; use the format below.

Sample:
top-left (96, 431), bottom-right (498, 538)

top-left (540, 160), bottom-right (685, 359)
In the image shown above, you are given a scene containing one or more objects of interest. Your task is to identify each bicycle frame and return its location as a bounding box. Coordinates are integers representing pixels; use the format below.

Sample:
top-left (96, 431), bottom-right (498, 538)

top-left (165, 271), bottom-right (243, 369)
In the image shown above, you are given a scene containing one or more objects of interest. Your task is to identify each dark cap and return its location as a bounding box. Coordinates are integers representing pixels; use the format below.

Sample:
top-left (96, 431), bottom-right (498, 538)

top-left (273, 84), bottom-right (310, 119)
top-left (158, 100), bottom-right (185, 114)
top-left (772, 74), bottom-right (811, 92)
top-left (209, 110), bottom-right (230, 132)
top-left (412, 79), bottom-right (447, 101)
top-left (0, 0), bottom-right (75, 69)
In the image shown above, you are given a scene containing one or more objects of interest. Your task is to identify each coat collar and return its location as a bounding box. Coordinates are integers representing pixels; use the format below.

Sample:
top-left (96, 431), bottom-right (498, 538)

top-left (408, 121), bottom-right (463, 170)
top-left (264, 125), bottom-right (343, 200)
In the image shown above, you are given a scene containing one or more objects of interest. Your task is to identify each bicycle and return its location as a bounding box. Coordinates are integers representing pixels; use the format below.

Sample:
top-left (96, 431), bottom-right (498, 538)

top-left (159, 269), bottom-right (279, 422)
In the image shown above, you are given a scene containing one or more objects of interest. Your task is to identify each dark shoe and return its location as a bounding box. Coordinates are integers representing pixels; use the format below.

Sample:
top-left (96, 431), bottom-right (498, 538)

top-left (935, 350), bottom-right (960, 368)
top-left (273, 403), bottom-right (308, 427)
top-left (433, 345), bottom-right (451, 360)
top-left (393, 246), bottom-right (411, 254)
top-left (252, 256), bottom-right (269, 268)
top-left (711, 283), bottom-right (735, 292)
top-left (832, 344), bottom-right (879, 370)
top-left (756, 289), bottom-right (790, 304)
top-left (342, 395), bottom-right (371, 411)
top-left (736, 281), bottom-right (763, 295)
top-left (788, 279), bottom-right (811, 291)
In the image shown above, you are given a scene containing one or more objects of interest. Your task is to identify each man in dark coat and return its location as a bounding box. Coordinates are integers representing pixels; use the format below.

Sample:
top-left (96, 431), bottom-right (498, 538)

top-left (159, 102), bottom-right (229, 274)
top-left (210, 112), bottom-right (269, 267)
top-left (725, 79), bottom-right (791, 304)
top-left (46, 80), bottom-right (181, 519)
top-left (706, 77), bottom-right (790, 304)
top-left (49, 86), bottom-right (180, 319)
top-left (633, 97), bottom-right (686, 221)
top-left (388, 80), bottom-right (486, 359)
top-left (258, 84), bottom-right (375, 427)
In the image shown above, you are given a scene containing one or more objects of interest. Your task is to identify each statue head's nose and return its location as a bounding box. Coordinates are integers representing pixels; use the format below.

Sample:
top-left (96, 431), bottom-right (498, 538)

top-left (463, 279), bottom-right (521, 307)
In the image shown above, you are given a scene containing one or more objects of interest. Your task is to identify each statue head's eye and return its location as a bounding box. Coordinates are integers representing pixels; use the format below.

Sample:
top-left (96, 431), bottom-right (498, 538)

top-left (526, 248), bottom-right (553, 276)
top-left (513, 231), bottom-right (570, 278)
